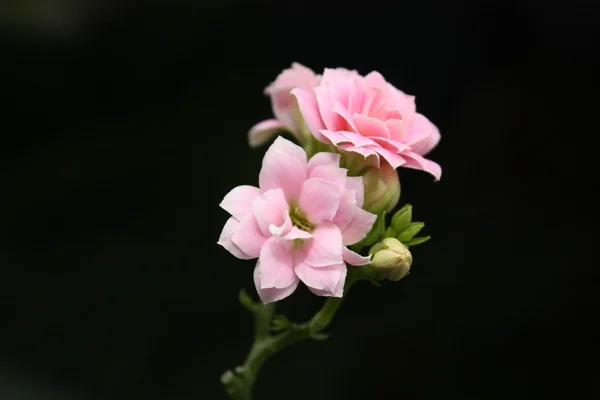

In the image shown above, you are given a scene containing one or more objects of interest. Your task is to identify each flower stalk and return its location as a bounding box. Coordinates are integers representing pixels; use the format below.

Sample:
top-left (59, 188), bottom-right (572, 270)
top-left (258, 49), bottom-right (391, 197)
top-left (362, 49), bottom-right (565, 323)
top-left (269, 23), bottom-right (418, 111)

top-left (221, 268), bottom-right (366, 400)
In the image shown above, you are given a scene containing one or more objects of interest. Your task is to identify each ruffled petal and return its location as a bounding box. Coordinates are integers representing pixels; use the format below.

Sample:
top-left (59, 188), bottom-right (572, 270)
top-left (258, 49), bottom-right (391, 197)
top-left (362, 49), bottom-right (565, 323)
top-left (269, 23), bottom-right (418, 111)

top-left (298, 178), bottom-right (341, 224)
top-left (217, 217), bottom-right (253, 259)
top-left (401, 152), bottom-right (442, 181)
top-left (295, 258), bottom-right (346, 296)
top-left (332, 188), bottom-right (356, 232)
top-left (259, 137), bottom-right (307, 202)
top-left (298, 221), bottom-right (343, 267)
top-left (253, 188), bottom-right (290, 237)
top-left (219, 185), bottom-right (261, 221)
top-left (231, 215), bottom-right (267, 258)
top-left (291, 88), bottom-right (327, 142)
top-left (342, 246), bottom-right (371, 266)
top-left (341, 208), bottom-right (377, 246)
top-left (248, 119), bottom-right (289, 148)
top-left (353, 113), bottom-right (391, 138)
top-left (254, 262), bottom-right (299, 304)
top-left (258, 237), bottom-right (297, 289)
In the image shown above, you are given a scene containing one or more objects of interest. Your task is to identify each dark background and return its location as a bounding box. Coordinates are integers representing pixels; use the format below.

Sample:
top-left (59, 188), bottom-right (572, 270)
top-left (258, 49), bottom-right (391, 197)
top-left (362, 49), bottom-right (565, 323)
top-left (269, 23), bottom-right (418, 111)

top-left (1, 0), bottom-right (597, 399)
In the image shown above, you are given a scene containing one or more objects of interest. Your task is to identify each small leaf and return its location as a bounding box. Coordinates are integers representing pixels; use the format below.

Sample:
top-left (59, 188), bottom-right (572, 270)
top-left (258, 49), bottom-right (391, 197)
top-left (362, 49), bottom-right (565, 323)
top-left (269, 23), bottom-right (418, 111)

top-left (382, 226), bottom-right (396, 238)
top-left (270, 315), bottom-right (292, 332)
top-left (311, 332), bottom-right (330, 341)
top-left (391, 204), bottom-right (413, 234)
top-left (403, 235), bottom-right (431, 247)
top-left (397, 222), bottom-right (425, 242)
top-left (238, 289), bottom-right (256, 311)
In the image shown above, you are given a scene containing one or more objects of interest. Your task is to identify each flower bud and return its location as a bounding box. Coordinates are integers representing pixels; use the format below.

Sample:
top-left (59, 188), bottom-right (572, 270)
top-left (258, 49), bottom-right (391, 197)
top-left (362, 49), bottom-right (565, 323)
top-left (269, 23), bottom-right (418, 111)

top-left (391, 204), bottom-right (412, 234)
top-left (368, 238), bottom-right (412, 281)
top-left (361, 166), bottom-right (400, 216)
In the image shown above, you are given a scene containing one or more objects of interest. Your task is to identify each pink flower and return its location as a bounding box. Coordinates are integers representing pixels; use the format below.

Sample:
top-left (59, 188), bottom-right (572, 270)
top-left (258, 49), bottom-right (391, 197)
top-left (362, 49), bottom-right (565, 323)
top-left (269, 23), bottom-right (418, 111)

top-left (218, 137), bottom-right (377, 303)
top-left (291, 68), bottom-right (442, 180)
top-left (248, 63), bottom-right (320, 147)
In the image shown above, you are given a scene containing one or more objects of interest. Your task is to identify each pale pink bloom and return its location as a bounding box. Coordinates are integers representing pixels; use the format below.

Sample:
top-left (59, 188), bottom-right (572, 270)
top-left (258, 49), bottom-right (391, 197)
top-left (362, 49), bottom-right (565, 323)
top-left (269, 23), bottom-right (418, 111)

top-left (218, 137), bottom-right (376, 303)
top-left (291, 68), bottom-right (442, 180)
top-left (248, 63), bottom-right (320, 147)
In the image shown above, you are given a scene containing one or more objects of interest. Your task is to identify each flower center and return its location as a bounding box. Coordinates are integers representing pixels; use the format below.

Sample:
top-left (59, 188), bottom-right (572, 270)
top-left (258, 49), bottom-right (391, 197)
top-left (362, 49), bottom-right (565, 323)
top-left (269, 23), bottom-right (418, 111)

top-left (289, 206), bottom-right (315, 232)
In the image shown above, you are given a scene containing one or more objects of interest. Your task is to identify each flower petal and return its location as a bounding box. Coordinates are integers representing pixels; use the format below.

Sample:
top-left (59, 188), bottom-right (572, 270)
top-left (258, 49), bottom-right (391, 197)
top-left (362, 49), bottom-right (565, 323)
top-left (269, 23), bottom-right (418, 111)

top-left (353, 114), bottom-right (391, 138)
top-left (259, 137), bottom-right (307, 202)
top-left (339, 130), bottom-right (379, 147)
top-left (282, 226), bottom-right (313, 240)
top-left (401, 152), bottom-right (442, 181)
top-left (342, 208), bottom-right (377, 246)
top-left (248, 119), bottom-right (289, 148)
top-left (254, 262), bottom-right (299, 304)
top-left (320, 129), bottom-right (349, 145)
top-left (345, 177), bottom-right (364, 208)
top-left (217, 217), bottom-right (253, 259)
top-left (298, 221), bottom-right (343, 267)
top-left (342, 246), bottom-right (371, 266)
top-left (315, 85), bottom-right (345, 131)
top-left (295, 259), bottom-right (346, 297)
top-left (370, 136), bottom-right (410, 153)
top-left (406, 113), bottom-right (441, 156)
top-left (374, 146), bottom-right (406, 169)
top-left (258, 237), bottom-right (297, 289)
top-left (231, 215), bottom-right (267, 258)
top-left (290, 88), bottom-right (327, 142)
top-left (298, 178), bottom-right (341, 224)
top-left (332, 188), bottom-right (356, 232)
top-left (337, 143), bottom-right (380, 168)
top-left (219, 185), bottom-right (261, 221)
top-left (307, 152), bottom-right (341, 175)
top-left (253, 188), bottom-right (290, 237)
top-left (332, 101), bottom-right (359, 132)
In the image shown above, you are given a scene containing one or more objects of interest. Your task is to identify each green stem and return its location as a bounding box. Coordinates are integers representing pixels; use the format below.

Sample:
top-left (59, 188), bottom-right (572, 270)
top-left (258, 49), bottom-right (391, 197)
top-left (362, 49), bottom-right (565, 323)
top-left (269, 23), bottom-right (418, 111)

top-left (221, 269), bottom-right (365, 399)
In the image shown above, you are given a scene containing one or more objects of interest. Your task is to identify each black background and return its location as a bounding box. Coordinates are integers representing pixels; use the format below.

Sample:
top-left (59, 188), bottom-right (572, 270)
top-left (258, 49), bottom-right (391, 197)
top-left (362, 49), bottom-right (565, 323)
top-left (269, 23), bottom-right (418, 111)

top-left (0, 0), bottom-right (597, 399)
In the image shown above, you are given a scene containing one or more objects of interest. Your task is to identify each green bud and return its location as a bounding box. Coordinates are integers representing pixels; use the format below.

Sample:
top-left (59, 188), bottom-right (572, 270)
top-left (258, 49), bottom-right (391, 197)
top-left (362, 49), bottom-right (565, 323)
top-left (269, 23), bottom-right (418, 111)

top-left (362, 166), bottom-right (401, 215)
top-left (391, 204), bottom-right (413, 233)
top-left (368, 238), bottom-right (413, 281)
top-left (397, 222), bottom-right (425, 242)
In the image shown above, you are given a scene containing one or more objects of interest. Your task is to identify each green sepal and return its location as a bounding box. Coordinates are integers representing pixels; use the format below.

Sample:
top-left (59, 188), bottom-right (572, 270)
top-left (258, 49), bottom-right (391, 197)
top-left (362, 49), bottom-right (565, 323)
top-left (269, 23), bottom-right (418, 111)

top-left (397, 222), bottom-right (425, 242)
top-left (391, 204), bottom-right (413, 234)
top-left (402, 235), bottom-right (431, 247)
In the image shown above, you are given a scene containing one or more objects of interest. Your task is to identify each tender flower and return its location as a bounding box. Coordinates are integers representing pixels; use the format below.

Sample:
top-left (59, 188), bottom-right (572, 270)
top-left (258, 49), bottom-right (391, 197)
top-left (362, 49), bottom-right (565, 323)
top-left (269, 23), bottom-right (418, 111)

top-left (291, 68), bottom-right (442, 180)
top-left (218, 137), bottom-right (377, 303)
top-left (248, 63), bottom-right (320, 147)
top-left (361, 165), bottom-right (401, 215)
top-left (369, 238), bottom-right (413, 281)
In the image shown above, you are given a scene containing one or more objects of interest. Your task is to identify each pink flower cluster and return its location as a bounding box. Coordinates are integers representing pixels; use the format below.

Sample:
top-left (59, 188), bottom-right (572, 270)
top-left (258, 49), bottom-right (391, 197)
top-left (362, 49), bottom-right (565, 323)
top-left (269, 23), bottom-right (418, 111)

top-left (220, 63), bottom-right (442, 304)
top-left (218, 137), bottom-right (376, 303)
top-left (250, 63), bottom-right (441, 180)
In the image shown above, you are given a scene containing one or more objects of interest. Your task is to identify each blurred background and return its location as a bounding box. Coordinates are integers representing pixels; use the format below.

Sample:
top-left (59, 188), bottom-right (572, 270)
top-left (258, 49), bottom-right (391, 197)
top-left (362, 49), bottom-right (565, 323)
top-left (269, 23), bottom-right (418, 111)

top-left (0, 0), bottom-right (597, 399)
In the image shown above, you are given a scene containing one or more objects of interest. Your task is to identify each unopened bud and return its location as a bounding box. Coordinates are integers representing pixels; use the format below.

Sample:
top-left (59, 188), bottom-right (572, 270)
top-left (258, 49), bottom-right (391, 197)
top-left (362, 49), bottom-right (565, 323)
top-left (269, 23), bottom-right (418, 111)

top-left (369, 238), bottom-right (412, 281)
top-left (362, 166), bottom-right (400, 216)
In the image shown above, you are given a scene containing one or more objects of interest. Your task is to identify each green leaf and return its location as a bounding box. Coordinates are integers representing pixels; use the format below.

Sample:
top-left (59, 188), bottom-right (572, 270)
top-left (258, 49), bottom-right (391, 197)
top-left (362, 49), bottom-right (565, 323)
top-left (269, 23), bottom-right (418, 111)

top-left (391, 204), bottom-right (413, 234)
top-left (382, 226), bottom-right (396, 238)
top-left (397, 222), bottom-right (425, 242)
top-left (238, 289), bottom-right (256, 311)
top-left (403, 235), bottom-right (431, 247)
top-left (310, 332), bottom-right (331, 341)
top-left (270, 315), bottom-right (292, 332)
